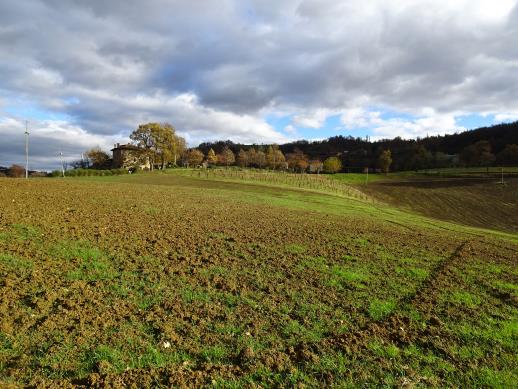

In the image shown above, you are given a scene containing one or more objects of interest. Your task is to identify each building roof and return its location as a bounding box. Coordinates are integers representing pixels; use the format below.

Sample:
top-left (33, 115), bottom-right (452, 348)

top-left (111, 143), bottom-right (142, 151)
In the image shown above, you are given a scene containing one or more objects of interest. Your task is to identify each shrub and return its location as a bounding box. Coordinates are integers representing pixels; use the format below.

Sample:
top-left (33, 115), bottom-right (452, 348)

top-left (50, 168), bottom-right (129, 177)
top-left (323, 157), bottom-right (342, 173)
top-left (8, 164), bottom-right (25, 178)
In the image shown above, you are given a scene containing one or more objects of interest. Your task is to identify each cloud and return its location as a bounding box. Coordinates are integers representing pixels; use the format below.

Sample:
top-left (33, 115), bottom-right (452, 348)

top-left (292, 109), bottom-right (333, 129)
top-left (0, 117), bottom-right (120, 170)
top-left (283, 124), bottom-right (298, 136)
top-left (0, 0), bottom-right (517, 169)
top-left (494, 112), bottom-right (518, 123)
top-left (339, 108), bottom-right (465, 140)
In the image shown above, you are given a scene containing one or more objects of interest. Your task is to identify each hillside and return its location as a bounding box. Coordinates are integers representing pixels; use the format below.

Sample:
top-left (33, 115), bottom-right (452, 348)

top-left (361, 177), bottom-right (518, 233)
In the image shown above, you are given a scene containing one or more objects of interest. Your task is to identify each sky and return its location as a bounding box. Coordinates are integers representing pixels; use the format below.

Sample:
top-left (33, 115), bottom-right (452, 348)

top-left (1, 0), bottom-right (518, 170)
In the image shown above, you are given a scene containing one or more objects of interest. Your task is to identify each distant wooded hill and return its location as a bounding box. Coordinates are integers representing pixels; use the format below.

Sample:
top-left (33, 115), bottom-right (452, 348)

top-left (197, 121), bottom-right (518, 171)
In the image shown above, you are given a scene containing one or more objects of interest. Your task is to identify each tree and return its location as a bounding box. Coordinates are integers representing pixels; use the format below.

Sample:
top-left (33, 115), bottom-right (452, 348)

top-left (8, 164), bottom-right (25, 178)
top-left (130, 123), bottom-right (160, 170)
top-left (266, 144), bottom-right (286, 169)
top-left (237, 149), bottom-right (249, 167)
top-left (274, 149), bottom-right (286, 169)
top-left (378, 150), bottom-right (392, 174)
top-left (85, 147), bottom-right (110, 169)
top-left (286, 149), bottom-right (309, 172)
top-left (308, 160), bottom-right (323, 173)
top-left (323, 156), bottom-right (342, 173)
top-left (266, 145), bottom-right (276, 169)
top-left (130, 122), bottom-right (185, 169)
top-left (247, 148), bottom-right (257, 167)
top-left (256, 150), bottom-right (266, 168)
top-left (409, 145), bottom-right (433, 171)
top-left (185, 149), bottom-right (204, 167)
top-left (207, 148), bottom-right (218, 165)
top-left (163, 123), bottom-right (186, 167)
top-left (460, 140), bottom-right (495, 167)
top-left (496, 144), bottom-right (518, 166)
top-left (218, 146), bottom-right (235, 167)
top-left (433, 152), bottom-right (455, 169)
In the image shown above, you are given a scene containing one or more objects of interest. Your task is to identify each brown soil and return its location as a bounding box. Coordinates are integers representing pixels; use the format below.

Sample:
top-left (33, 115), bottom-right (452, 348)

top-left (0, 176), bottom-right (516, 387)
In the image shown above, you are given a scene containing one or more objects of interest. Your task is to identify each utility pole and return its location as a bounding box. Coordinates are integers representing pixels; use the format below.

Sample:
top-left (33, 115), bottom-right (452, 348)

top-left (24, 121), bottom-right (29, 179)
top-left (59, 151), bottom-right (65, 177)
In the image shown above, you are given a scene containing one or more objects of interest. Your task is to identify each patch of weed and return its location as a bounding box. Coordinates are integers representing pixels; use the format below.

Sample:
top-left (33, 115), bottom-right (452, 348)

top-left (11, 224), bottom-right (41, 241)
top-left (447, 291), bottom-right (481, 308)
top-left (297, 256), bottom-right (327, 272)
top-left (476, 367), bottom-right (517, 388)
top-left (0, 253), bottom-right (33, 270)
top-left (368, 299), bottom-right (396, 320)
top-left (285, 244), bottom-right (306, 254)
top-left (396, 266), bottom-right (429, 281)
top-left (369, 341), bottom-right (400, 359)
top-left (51, 241), bottom-right (118, 281)
top-left (181, 286), bottom-right (212, 304)
top-left (201, 345), bottom-right (228, 363)
top-left (81, 344), bottom-right (125, 374)
top-left (493, 281), bottom-right (518, 292)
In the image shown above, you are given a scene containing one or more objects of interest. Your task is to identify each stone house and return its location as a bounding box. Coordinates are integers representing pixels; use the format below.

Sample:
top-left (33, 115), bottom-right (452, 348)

top-left (111, 143), bottom-right (150, 170)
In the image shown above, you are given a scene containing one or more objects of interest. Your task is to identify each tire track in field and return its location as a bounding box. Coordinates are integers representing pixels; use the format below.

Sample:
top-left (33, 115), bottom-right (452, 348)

top-left (320, 240), bottom-right (471, 354)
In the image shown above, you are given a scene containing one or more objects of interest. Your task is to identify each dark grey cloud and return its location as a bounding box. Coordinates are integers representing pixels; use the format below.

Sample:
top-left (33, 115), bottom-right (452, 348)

top-left (1, 0), bottom-right (517, 169)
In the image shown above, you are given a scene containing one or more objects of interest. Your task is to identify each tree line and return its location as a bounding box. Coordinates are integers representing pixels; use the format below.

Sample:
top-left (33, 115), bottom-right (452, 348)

top-left (78, 122), bottom-right (350, 174)
top-left (198, 121), bottom-right (518, 171)
top-left (72, 120), bottom-right (518, 175)
top-left (183, 145), bottom-right (347, 173)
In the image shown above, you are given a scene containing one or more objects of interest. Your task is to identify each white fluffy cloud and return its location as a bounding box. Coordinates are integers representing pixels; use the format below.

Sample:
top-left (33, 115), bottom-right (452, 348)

top-left (341, 107), bottom-right (464, 140)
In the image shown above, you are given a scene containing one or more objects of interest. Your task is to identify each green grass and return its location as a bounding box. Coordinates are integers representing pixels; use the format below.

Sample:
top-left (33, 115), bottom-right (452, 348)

top-left (493, 281), bottom-right (518, 292)
top-left (368, 299), bottom-right (397, 320)
top-left (369, 341), bottom-right (400, 359)
top-left (201, 345), bottom-right (229, 363)
top-left (0, 253), bottom-right (33, 270)
top-left (181, 285), bottom-right (212, 304)
top-left (327, 265), bottom-right (368, 288)
top-left (49, 241), bottom-right (119, 281)
top-left (416, 166), bottom-right (518, 175)
top-left (329, 173), bottom-right (390, 185)
top-left (0, 223), bottom-right (41, 242)
top-left (285, 244), bottom-right (306, 254)
top-left (445, 291), bottom-right (481, 308)
top-left (396, 266), bottom-right (429, 281)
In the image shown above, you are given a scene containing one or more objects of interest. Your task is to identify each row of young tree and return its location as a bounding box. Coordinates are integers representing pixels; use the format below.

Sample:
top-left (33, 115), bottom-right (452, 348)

top-left (184, 145), bottom-right (353, 173)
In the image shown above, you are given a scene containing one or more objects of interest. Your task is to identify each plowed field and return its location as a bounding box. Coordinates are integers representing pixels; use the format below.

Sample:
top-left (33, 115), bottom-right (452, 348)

top-left (0, 174), bottom-right (516, 387)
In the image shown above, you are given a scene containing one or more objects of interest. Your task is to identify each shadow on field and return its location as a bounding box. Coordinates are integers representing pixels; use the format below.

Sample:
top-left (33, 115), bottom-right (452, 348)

top-left (381, 177), bottom-right (499, 188)
top-left (361, 177), bottom-right (518, 233)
